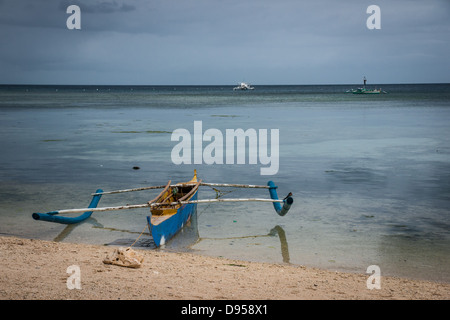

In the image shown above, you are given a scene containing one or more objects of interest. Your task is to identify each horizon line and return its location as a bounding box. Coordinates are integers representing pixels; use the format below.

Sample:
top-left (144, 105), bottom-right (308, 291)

top-left (1, 82), bottom-right (449, 87)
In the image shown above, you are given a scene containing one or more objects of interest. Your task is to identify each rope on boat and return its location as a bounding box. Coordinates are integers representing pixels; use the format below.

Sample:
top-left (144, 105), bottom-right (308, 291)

top-left (197, 185), bottom-right (234, 218)
top-left (128, 224), bottom-right (149, 249)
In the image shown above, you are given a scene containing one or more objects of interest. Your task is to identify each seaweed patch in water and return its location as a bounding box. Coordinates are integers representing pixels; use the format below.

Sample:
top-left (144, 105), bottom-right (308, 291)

top-left (145, 130), bottom-right (171, 134)
top-left (111, 130), bottom-right (171, 134)
top-left (211, 115), bottom-right (239, 118)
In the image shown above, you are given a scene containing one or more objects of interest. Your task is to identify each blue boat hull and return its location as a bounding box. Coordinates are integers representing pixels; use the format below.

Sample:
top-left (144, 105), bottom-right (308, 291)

top-left (147, 191), bottom-right (198, 247)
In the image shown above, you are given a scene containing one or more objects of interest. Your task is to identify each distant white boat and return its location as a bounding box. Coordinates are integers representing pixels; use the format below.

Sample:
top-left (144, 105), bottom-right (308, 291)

top-left (346, 77), bottom-right (387, 94)
top-left (233, 82), bottom-right (254, 90)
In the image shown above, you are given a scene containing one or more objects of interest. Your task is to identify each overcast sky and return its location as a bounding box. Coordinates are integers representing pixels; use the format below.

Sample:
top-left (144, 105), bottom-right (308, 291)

top-left (0, 0), bottom-right (449, 85)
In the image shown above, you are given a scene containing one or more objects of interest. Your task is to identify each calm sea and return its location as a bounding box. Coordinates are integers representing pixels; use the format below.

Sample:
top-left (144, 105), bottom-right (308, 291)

top-left (0, 84), bottom-right (449, 282)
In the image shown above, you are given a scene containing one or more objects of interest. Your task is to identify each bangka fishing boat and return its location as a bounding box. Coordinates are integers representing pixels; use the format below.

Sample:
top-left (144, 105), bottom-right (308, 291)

top-left (346, 77), bottom-right (387, 94)
top-left (233, 82), bottom-right (254, 90)
top-left (349, 87), bottom-right (384, 94)
top-left (32, 170), bottom-right (293, 247)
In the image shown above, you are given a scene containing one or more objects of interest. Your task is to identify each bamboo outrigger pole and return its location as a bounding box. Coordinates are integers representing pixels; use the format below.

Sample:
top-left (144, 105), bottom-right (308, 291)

top-left (91, 185), bottom-right (170, 195)
top-left (33, 180), bottom-right (293, 224)
top-left (92, 182), bottom-right (270, 196)
top-left (35, 198), bottom-right (286, 216)
top-left (201, 183), bottom-right (270, 189)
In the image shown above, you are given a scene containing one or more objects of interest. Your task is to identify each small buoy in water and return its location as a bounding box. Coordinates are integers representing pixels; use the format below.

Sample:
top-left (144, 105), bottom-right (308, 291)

top-left (133, 166), bottom-right (140, 170)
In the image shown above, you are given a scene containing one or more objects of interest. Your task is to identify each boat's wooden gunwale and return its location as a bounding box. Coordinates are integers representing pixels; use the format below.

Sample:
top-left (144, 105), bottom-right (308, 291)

top-left (148, 180), bottom-right (171, 204)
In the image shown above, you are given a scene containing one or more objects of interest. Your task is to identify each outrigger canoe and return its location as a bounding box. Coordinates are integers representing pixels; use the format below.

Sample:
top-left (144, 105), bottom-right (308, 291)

top-left (32, 170), bottom-right (293, 247)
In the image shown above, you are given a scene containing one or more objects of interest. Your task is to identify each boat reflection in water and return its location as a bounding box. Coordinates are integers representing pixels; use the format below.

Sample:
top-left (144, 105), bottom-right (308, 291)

top-left (105, 209), bottom-right (199, 250)
top-left (52, 208), bottom-right (290, 265)
top-left (268, 225), bottom-right (290, 263)
top-left (189, 222), bottom-right (291, 264)
top-left (167, 215), bottom-right (291, 264)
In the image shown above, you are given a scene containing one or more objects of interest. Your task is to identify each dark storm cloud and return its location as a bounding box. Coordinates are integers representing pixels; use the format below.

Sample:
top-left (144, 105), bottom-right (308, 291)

top-left (0, 0), bottom-right (62, 29)
top-left (0, 0), bottom-right (449, 85)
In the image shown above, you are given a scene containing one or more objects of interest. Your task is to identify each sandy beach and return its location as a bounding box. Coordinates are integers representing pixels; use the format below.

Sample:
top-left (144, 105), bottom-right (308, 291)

top-left (0, 236), bottom-right (448, 300)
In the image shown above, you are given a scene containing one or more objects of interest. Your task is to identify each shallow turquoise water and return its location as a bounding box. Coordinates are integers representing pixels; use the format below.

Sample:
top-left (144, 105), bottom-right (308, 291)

top-left (0, 84), bottom-right (449, 282)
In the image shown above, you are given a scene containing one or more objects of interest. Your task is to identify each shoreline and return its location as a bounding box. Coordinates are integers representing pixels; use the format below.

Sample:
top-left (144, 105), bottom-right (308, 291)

top-left (0, 236), bottom-right (448, 300)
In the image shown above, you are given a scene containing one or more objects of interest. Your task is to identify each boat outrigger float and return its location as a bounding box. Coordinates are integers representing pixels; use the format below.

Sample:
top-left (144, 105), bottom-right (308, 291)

top-left (32, 170), bottom-right (294, 247)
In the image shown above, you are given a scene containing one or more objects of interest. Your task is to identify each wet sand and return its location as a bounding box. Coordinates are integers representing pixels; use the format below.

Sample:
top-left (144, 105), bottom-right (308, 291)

top-left (0, 236), bottom-right (448, 300)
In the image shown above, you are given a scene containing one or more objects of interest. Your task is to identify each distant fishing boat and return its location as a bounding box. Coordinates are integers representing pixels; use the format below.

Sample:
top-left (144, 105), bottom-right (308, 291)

top-left (347, 77), bottom-right (387, 94)
top-left (233, 82), bottom-right (254, 90)
top-left (349, 87), bottom-right (384, 94)
top-left (32, 170), bottom-right (293, 247)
